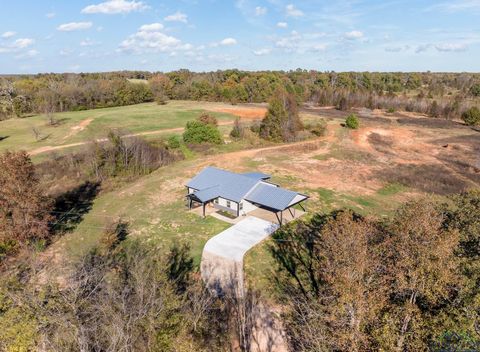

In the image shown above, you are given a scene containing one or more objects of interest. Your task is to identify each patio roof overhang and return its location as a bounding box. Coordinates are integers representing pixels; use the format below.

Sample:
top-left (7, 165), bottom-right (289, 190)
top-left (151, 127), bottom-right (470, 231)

top-left (186, 186), bottom-right (220, 203)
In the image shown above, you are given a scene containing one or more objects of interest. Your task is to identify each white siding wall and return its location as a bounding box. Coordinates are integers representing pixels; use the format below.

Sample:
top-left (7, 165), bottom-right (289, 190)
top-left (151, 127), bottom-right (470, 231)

top-left (215, 197), bottom-right (238, 211)
top-left (239, 200), bottom-right (258, 215)
top-left (188, 187), bottom-right (196, 194)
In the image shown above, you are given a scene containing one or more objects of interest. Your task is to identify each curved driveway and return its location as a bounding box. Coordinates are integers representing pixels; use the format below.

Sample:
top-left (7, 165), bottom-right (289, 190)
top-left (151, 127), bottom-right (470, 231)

top-left (201, 216), bottom-right (278, 296)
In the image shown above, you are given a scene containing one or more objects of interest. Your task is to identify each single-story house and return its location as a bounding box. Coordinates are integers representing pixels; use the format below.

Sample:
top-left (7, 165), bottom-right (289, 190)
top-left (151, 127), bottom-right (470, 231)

top-left (185, 166), bottom-right (308, 225)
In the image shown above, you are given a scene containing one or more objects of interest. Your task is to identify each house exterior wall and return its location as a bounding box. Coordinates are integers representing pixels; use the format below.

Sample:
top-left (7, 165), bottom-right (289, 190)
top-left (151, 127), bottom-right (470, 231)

top-left (239, 200), bottom-right (258, 216)
top-left (187, 187), bottom-right (196, 194)
top-left (214, 197), bottom-right (238, 215)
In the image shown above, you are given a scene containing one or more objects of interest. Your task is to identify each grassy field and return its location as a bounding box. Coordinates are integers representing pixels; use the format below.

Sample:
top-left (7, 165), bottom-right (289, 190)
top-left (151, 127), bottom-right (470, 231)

top-left (59, 158), bottom-right (231, 266)
top-left (0, 101), bottom-right (240, 155)
top-left (9, 102), bottom-right (476, 296)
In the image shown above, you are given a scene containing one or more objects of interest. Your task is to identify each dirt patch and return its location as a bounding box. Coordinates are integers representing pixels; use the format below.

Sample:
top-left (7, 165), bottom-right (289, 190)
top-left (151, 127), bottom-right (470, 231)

top-left (368, 132), bottom-right (395, 154)
top-left (208, 106), bottom-right (267, 119)
top-left (63, 118), bottom-right (94, 141)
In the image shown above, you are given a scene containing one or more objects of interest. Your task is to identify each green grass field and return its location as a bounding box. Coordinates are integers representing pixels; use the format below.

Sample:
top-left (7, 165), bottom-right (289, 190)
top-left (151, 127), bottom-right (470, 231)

top-left (0, 101), bottom-right (239, 155)
top-left (60, 158), bottom-right (231, 266)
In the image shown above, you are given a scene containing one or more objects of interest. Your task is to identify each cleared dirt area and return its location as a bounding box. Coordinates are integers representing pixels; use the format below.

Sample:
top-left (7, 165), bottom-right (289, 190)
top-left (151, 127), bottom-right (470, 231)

top-left (207, 106), bottom-right (267, 119)
top-left (62, 118), bottom-right (94, 141)
top-left (183, 108), bottom-right (480, 200)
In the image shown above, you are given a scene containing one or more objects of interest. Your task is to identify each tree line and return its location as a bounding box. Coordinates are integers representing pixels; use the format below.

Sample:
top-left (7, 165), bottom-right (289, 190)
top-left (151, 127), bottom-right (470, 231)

top-left (270, 192), bottom-right (480, 351)
top-left (1, 70), bottom-right (480, 122)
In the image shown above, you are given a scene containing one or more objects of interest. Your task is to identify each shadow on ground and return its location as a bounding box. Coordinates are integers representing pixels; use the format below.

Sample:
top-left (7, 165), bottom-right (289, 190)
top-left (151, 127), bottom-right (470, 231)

top-left (52, 181), bottom-right (101, 233)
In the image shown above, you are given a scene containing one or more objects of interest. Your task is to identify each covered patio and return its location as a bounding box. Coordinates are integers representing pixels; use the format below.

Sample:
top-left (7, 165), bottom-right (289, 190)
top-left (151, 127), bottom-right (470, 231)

top-left (248, 206), bottom-right (306, 224)
top-left (243, 183), bottom-right (308, 226)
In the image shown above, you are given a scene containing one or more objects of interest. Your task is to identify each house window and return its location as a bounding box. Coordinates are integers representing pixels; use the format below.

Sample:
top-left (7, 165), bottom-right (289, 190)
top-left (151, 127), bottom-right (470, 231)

top-left (226, 200), bottom-right (231, 208)
top-left (239, 202), bottom-right (243, 210)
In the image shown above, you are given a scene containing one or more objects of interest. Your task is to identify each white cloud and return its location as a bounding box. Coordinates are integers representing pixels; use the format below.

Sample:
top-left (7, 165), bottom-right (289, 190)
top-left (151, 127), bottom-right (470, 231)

top-left (431, 0), bottom-right (480, 12)
top-left (60, 49), bottom-right (73, 56)
top-left (385, 46), bottom-right (403, 52)
top-left (15, 49), bottom-right (38, 59)
top-left (415, 44), bottom-right (431, 53)
top-left (310, 44), bottom-right (327, 52)
top-left (255, 6), bottom-right (267, 16)
top-left (81, 0), bottom-right (148, 14)
top-left (46, 12), bottom-right (56, 18)
top-left (277, 22), bottom-right (288, 28)
top-left (0, 38), bottom-right (35, 54)
top-left (57, 22), bottom-right (93, 32)
top-left (435, 43), bottom-right (468, 52)
top-left (286, 4), bottom-right (304, 17)
top-left (164, 11), bottom-right (188, 23)
top-left (253, 48), bottom-right (271, 56)
top-left (13, 38), bottom-right (35, 49)
top-left (1, 31), bottom-right (16, 39)
top-left (344, 30), bottom-right (364, 40)
top-left (274, 30), bottom-right (328, 54)
top-left (139, 23), bottom-right (164, 31)
top-left (80, 38), bottom-right (96, 46)
top-left (385, 45), bottom-right (410, 52)
top-left (118, 24), bottom-right (192, 53)
top-left (275, 30), bottom-right (302, 50)
top-left (220, 37), bottom-right (237, 46)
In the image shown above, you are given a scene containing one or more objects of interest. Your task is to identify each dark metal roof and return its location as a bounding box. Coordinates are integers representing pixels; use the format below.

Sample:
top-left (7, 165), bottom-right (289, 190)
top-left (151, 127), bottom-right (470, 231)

top-left (186, 167), bottom-right (307, 210)
top-left (186, 167), bottom-right (259, 202)
top-left (245, 183), bottom-right (301, 211)
top-left (191, 186), bottom-right (220, 202)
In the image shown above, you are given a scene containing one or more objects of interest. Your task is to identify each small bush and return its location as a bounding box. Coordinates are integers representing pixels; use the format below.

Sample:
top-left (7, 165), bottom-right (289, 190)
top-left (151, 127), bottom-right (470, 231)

top-left (230, 118), bottom-right (244, 139)
top-left (156, 95), bottom-right (167, 105)
top-left (429, 100), bottom-right (441, 118)
top-left (336, 96), bottom-right (349, 111)
top-left (183, 120), bottom-right (223, 144)
top-left (250, 122), bottom-right (261, 134)
top-left (469, 83), bottom-right (480, 97)
top-left (387, 107), bottom-right (395, 113)
top-left (167, 135), bottom-right (181, 149)
top-left (345, 114), bottom-right (359, 129)
top-left (461, 107), bottom-right (480, 126)
top-left (306, 120), bottom-right (327, 136)
top-left (100, 220), bottom-right (128, 254)
top-left (197, 113), bottom-right (218, 126)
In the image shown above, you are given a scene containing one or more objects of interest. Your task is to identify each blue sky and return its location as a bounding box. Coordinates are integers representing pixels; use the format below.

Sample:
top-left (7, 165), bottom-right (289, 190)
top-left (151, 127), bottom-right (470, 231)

top-left (0, 0), bottom-right (478, 73)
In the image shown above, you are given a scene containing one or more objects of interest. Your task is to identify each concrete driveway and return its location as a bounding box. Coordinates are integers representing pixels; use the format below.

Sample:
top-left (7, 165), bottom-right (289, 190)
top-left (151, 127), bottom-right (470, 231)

top-left (201, 216), bottom-right (278, 296)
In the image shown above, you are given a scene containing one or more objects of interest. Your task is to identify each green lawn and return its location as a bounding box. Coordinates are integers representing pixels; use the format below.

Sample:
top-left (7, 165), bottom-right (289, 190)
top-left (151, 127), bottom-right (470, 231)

top-left (60, 158), bottom-right (231, 266)
top-left (0, 101), bottom-right (238, 154)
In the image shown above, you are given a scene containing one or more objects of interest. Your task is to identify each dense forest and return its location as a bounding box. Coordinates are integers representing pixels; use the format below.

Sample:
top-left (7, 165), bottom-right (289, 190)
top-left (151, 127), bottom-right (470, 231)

top-left (1, 70), bottom-right (480, 122)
